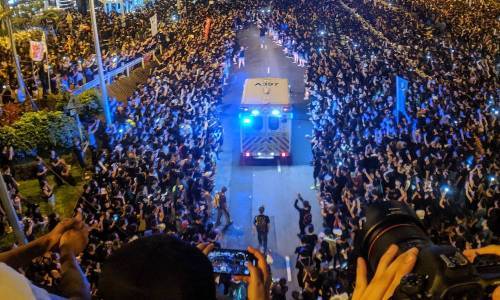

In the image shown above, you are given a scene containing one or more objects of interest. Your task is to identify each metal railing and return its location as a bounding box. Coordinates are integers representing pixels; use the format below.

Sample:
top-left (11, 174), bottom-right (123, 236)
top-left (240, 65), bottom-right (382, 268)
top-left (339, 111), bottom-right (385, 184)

top-left (71, 56), bottom-right (145, 96)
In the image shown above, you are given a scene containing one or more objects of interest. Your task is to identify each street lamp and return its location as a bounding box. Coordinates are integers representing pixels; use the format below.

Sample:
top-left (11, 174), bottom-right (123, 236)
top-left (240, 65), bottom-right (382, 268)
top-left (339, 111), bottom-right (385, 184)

top-left (89, 0), bottom-right (112, 125)
top-left (0, 0), bottom-right (37, 111)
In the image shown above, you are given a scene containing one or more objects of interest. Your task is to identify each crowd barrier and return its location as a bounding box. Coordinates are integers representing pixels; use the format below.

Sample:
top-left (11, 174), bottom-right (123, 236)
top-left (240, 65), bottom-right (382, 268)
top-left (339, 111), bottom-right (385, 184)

top-left (71, 56), bottom-right (145, 96)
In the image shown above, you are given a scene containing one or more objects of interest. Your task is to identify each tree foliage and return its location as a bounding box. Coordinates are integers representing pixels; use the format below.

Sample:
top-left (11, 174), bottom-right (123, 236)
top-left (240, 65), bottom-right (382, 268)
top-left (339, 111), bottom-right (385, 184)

top-left (0, 110), bottom-right (78, 158)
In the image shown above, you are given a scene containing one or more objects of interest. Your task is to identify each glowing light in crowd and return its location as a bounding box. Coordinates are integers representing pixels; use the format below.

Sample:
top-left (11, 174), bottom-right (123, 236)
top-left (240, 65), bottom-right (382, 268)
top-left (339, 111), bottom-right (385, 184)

top-left (319, 30), bottom-right (325, 36)
top-left (271, 109), bottom-right (280, 116)
top-left (442, 185), bottom-right (450, 194)
top-left (251, 109), bottom-right (260, 116)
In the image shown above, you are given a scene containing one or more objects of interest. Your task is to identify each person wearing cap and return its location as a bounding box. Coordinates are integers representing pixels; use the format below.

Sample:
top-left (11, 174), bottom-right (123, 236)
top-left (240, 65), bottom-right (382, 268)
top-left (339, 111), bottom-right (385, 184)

top-left (253, 206), bottom-right (270, 253)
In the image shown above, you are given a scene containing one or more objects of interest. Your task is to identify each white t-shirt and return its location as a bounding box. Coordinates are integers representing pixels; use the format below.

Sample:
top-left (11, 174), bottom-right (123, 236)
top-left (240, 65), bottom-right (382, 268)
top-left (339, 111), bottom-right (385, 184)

top-left (0, 262), bottom-right (66, 300)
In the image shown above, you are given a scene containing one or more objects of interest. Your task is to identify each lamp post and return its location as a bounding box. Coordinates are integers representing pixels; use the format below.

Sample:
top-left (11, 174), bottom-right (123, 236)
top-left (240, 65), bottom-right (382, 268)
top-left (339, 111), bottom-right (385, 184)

top-left (0, 0), bottom-right (34, 110)
top-left (89, 0), bottom-right (112, 125)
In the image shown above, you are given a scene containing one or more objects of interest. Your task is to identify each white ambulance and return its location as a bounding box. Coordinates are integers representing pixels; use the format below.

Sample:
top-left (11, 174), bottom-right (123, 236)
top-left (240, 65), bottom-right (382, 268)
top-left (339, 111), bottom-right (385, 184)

top-left (239, 78), bottom-right (292, 164)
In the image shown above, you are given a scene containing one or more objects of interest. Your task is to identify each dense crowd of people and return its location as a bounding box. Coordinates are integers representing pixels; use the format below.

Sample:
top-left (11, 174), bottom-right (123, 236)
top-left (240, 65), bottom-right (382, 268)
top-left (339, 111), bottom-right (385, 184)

top-left (2, 0), bottom-right (238, 296)
top-left (0, 0), bottom-right (498, 298)
top-left (0, 1), bottom-right (176, 101)
top-left (261, 0), bottom-right (499, 298)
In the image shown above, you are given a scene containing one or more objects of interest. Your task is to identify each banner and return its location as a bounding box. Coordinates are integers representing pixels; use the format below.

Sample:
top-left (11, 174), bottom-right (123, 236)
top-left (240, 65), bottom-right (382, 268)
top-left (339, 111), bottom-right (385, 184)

top-left (150, 14), bottom-right (158, 36)
top-left (204, 17), bottom-right (212, 40)
top-left (29, 41), bottom-right (45, 62)
top-left (395, 75), bottom-right (409, 123)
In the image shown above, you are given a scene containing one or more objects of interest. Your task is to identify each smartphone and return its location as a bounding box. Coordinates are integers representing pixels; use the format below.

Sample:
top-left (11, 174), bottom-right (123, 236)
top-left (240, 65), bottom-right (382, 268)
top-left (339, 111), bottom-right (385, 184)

top-left (207, 249), bottom-right (255, 276)
top-left (112, 214), bottom-right (119, 222)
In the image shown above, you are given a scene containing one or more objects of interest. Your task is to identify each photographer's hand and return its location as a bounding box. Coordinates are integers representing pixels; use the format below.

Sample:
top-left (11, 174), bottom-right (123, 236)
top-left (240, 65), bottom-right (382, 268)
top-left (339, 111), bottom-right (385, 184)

top-left (0, 216), bottom-right (81, 269)
top-left (59, 223), bottom-right (90, 300)
top-left (234, 246), bottom-right (271, 300)
top-left (463, 245), bottom-right (500, 300)
top-left (353, 244), bottom-right (419, 300)
top-left (463, 245), bottom-right (500, 263)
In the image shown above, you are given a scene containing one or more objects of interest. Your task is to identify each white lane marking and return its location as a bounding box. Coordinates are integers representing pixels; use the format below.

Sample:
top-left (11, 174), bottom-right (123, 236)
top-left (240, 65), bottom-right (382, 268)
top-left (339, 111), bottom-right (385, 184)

top-left (285, 256), bottom-right (292, 282)
top-left (277, 159), bottom-right (281, 173)
top-left (267, 66), bottom-right (271, 74)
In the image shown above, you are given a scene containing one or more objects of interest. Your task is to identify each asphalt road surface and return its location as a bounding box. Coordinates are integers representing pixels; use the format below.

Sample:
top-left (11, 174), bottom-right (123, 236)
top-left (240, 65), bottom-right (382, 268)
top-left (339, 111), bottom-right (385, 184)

top-left (213, 26), bottom-right (322, 295)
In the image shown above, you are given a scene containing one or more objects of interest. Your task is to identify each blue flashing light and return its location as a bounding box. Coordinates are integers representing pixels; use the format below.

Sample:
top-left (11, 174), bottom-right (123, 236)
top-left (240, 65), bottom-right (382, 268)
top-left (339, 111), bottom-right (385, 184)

top-left (271, 109), bottom-right (280, 116)
top-left (251, 109), bottom-right (260, 116)
top-left (242, 117), bottom-right (252, 125)
top-left (319, 30), bottom-right (325, 36)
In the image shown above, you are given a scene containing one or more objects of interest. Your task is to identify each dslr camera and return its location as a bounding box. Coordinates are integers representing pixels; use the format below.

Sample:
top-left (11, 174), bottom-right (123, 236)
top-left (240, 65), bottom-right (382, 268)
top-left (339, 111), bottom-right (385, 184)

top-left (356, 201), bottom-right (500, 299)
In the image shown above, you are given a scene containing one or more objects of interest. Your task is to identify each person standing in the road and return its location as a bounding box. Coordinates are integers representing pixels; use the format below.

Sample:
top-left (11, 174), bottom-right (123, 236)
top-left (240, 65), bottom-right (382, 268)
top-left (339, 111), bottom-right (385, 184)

top-left (294, 193), bottom-right (313, 236)
top-left (253, 206), bottom-right (270, 252)
top-left (259, 25), bottom-right (267, 49)
top-left (215, 186), bottom-right (232, 226)
top-left (237, 46), bottom-right (246, 68)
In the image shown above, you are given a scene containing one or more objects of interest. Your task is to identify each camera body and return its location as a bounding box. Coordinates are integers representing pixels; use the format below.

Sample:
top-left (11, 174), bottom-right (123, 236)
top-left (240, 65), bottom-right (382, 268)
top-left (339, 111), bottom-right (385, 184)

top-left (356, 201), bottom-right (500, 299)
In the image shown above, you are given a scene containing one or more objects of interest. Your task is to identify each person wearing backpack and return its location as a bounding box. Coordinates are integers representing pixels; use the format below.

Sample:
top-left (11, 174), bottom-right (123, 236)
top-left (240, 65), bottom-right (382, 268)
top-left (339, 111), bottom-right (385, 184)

top-left (253, 206), bottom-right (270, 253)
top-left (294, 193), bottom-right (312, 236)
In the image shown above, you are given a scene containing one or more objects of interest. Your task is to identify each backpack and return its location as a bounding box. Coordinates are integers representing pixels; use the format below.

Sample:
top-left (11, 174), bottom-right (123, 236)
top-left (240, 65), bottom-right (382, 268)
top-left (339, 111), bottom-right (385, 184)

top-left (303, 210), bottom-right (312, 225)
top-left (213, 192), bottom-right (220, 208)
top-left (255, 215), bottom-right (268, 232)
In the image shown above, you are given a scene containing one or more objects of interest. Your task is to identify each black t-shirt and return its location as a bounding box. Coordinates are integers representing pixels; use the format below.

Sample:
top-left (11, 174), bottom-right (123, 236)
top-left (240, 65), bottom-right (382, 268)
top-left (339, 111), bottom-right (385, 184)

top-left (218, 193), bottom-right (227, 206)
top-left (35, 163), bottom-right (46, 179)
top-left (259, 27), bottom-right (267, 37)
top-left (254, 214), bottom-right (270, 233)
top-left (302, 233), bottom-right (318, 247)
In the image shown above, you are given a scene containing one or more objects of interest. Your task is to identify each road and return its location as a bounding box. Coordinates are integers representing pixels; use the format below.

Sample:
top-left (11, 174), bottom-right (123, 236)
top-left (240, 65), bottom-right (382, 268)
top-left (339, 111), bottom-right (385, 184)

top-left (214, 26), bottom-right (321, 294)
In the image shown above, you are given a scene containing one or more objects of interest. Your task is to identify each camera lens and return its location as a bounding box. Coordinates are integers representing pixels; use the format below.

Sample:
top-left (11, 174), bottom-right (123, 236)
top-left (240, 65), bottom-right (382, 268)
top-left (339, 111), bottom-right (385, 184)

top-left (356, 201), bottom-right (432, 272)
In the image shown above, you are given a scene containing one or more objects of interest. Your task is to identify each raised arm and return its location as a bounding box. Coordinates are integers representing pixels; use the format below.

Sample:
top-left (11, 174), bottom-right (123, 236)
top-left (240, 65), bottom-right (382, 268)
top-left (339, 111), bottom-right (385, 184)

top-left (294, 198), bottom-right (301, 211)
top-left (59, 225), bottom-right (91, 300)
top-left (0, 218), bottom-right (77, 270)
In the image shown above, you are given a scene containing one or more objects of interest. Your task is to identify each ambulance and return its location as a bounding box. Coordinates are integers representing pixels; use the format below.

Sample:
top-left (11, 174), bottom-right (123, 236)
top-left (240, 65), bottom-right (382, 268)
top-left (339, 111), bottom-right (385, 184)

top-left (239, 78), bottom-right (292, 164)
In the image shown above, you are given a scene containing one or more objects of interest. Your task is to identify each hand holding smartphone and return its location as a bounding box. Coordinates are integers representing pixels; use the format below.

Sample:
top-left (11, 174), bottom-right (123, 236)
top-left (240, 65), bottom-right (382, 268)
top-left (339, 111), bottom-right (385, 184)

top-left (207, 248), bottom-right (256, 276)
